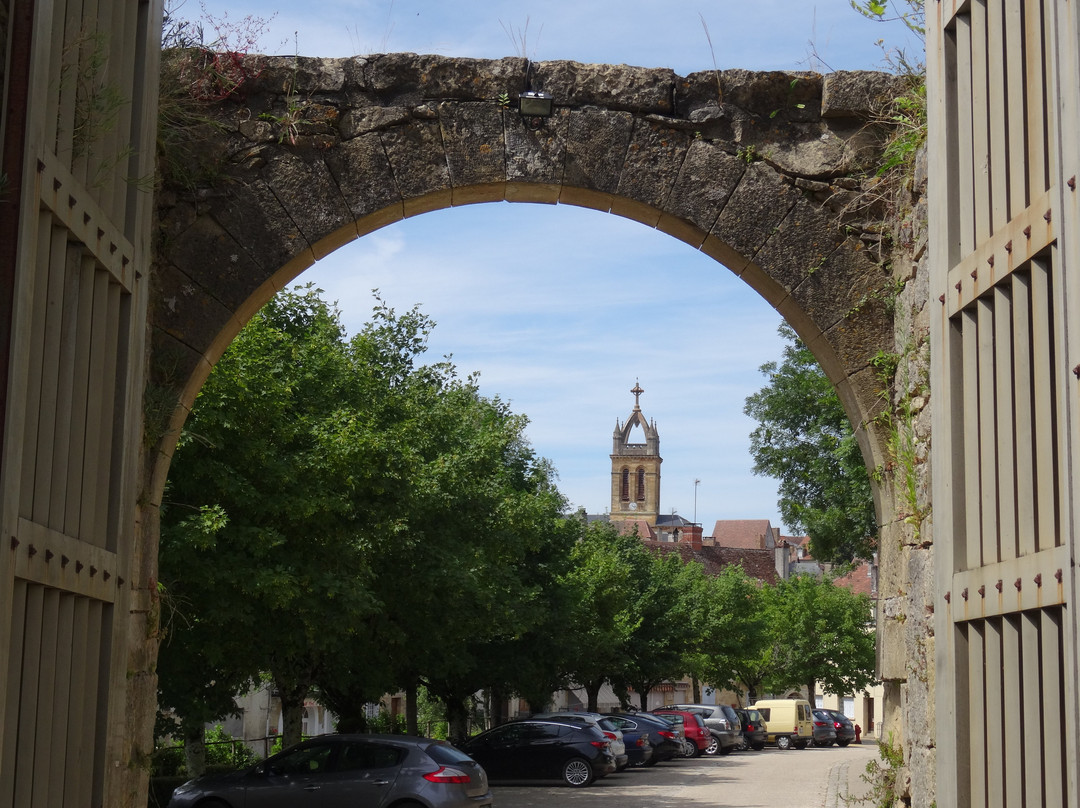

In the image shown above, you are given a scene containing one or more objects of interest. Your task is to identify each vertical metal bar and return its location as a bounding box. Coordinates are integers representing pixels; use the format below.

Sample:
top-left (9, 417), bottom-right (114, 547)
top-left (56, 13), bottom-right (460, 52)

top-left (64, 256), bottom-right (95, 536)
top-left (19, 218), bottom-right (54, 519)
top-left (1024, 0), bottom-right (1049, 195)
top-left (1004, 0), bottom-right (1029, 214)
top-left (1002, 615), bottom-right (1023, 807)
top-left (78, 269), bottom-right (110, 545)
top-left (48, 594), bottom-right (76, 808)
top-left (993, 285), bottom-right (1017, 560)
top-left (1020, 611), bottom-right (1044, 807)
top-left (956, 13), bottom-right (978, 256)
top-left (1040, 608), bottom-right (1066, 805)
top-left (14, 585), bottom-right (44, 808)
top-left (984, 618), bottom-right (1004, 808)
top-left (63, 597), bottom-right (91, 808)
top-left (968, 621), bottom-right (987, 806)
top-left (49, 245), bottom-right (83, 529)
top-left (1029, 257), bottom-right (1057, 550)
top-left (1010, 272), bottom-right (1037, 557)
top-left (30, 588), bottom-right (60, 808)
top-left (977, 298), bottom-right (999, 565)
top-left (0, 581), bottom-right (28, 808)
top-left (962, 309), bottom-right (982, 570)
top-left (32, 225), bottom-right (70, 528)
top-left (971, 0), bottom-right (993, 242)
top-left (986, 0), bottom-right (1010, 230)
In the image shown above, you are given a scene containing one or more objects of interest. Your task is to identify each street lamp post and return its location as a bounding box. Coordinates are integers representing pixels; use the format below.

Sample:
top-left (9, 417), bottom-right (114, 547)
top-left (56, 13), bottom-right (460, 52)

top-left (694, 478), bottom-right (700, 525)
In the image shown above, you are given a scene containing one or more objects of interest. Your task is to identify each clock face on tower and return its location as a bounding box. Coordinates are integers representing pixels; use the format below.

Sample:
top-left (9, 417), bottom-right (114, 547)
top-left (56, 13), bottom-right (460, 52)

top-left (628, 502), bottom-right (637, 510)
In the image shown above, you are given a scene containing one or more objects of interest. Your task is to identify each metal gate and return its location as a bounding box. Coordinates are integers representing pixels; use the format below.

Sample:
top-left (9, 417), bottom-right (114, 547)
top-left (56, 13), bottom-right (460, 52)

top-left (928, 1), bottom-right (1080, 805)
top-left (0, 1), bottom-right (160, 806)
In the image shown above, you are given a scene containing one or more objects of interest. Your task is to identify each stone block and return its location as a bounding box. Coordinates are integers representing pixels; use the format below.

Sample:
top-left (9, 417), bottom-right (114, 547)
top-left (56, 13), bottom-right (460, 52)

top-left (821, 71), bottom-right (907, 119)
top-left (438, 102), bottom-right (507, 188)
top-left (534, 60), bottom-right (677, 115)
top-left (260, 152), bottom-right (354, 252)
top-left (711, 162), bottom-right (799, 261)
top-left (663, 140), bottom-right (746, 236)
top-left (563, 108), bottom-right (635, 195)
top-left (615, 118), bottom-right (693, 210)
top-left (324, 132), bottom-right (402, 221)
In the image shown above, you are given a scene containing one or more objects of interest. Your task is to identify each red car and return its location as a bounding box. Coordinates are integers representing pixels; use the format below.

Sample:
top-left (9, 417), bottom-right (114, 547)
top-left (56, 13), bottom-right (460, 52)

top-left (650, 709), bottom-right (711, 757)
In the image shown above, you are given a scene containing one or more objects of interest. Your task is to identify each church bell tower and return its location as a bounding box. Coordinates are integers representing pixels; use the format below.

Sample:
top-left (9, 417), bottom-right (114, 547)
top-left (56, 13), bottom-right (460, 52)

top-left (610, 382), bottom-right (662, 525)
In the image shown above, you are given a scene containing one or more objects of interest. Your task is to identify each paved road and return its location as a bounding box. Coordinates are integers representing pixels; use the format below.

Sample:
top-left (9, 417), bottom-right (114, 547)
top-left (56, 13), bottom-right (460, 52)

top-left (489, 741), bottom-right (878, 808)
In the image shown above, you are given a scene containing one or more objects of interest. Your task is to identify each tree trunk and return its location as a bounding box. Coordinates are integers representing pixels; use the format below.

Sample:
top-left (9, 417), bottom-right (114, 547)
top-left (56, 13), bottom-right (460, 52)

top-left (806, 681), bottom-right (816, 709)
top-left (278, 685), bottom-right (306, 749)
top-left (637, 687), bottom-right (649, 712)
top-left (691, 676), bottom-right (701, 703)
top-left (585, 679), bottom-right (603, 713)
top-left (405, 682), bottom-right (419, 736)
top-left (445, 696), bottom-right (469, 745)
top-left (182, 721), bottom-right (206, 777)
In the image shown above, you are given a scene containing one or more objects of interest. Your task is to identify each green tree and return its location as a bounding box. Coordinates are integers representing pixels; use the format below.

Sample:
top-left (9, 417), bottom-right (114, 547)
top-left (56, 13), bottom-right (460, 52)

top-left (561, 522), bottom-right (644, 711)
top-left (686, 564), bottom-right (770, 702)
top-left (743, 323), bottom-right (877, 562)
top-left (614, 547), bottom-right (703, 711)
top-left (159, 286), bottom-right (381, 754)
top-left (765, 574), bottom-right (877, 705)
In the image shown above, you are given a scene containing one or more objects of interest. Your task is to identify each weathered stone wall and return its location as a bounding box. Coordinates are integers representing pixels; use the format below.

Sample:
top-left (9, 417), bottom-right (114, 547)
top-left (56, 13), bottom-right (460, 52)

top-left (876, 145), bottom-right (935, 806)
top-left (151, 53), bottom-right (932, 803)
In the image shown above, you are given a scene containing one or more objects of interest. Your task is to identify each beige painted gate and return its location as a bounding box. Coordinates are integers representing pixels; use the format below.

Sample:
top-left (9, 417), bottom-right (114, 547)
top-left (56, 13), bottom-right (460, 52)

top-left (0, 1), bottom-right (160, 806)
top-left (928, 0), bottom-right (1080, 805)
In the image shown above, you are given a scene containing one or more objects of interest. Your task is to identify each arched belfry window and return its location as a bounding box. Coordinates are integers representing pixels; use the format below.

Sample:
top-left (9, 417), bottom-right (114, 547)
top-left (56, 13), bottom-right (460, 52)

top-left (636, 467), bottom-right (646, 501)
top-left (621, 468), bottom-right (630, 501)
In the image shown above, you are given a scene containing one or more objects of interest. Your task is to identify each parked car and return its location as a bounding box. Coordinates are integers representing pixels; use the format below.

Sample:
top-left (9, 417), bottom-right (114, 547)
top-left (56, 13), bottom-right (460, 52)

top-left (650, 709), bottom-right (711, 757)
top-left (166, 733), bottom-right (492, 808)
top-left (811, 709), bottom-right (839, 746)
top-left (603, 712), bottom-right (682, 765)
top-left (753, 698), bottom-right (813, 750)
top-left (531, 712), bottom-right (629, 770)
top-left (669, 703), bottom-right (741, 755)
top-left (458, 720), bottom-right (616, 787)
top-left (734, 708), bottom-right (767, 751)
top-left (822, 709), bottom-right (857, 746)
top-left (583, 714), bottom-right (653, 768)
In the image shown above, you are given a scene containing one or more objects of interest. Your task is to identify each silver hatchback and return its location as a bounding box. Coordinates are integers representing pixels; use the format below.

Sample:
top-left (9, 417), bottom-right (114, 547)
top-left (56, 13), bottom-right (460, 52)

top-left (167, 733), bottom-right (492, 808)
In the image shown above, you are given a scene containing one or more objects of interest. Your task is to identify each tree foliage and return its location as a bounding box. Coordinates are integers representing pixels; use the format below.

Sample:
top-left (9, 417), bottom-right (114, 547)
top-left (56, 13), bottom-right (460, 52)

top-left (765, 574), bottom-right (877, 705)
top-left (744, 323), bottom-right (877, 562)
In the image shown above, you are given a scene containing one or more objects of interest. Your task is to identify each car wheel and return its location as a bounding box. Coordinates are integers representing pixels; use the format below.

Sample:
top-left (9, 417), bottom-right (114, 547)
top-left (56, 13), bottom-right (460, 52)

top-left (562, 757), bottom-right (594, 787)
top-left (752, 742), bottom-right (766, 751)
top-left (704, 736), bottom-right (719, 756)
top-left (838, 740), bottom-right (851, 747)
top-left (776, 735), bottom-right (792, 750)
top-left (794, 740), bottom-right (809, 750)
top-left (680, 739), bottom-right (696, 757)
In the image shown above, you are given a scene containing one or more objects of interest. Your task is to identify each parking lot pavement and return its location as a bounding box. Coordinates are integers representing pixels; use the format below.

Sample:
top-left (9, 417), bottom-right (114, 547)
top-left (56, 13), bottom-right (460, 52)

top-left (490, 742), bottom-right (879, 808)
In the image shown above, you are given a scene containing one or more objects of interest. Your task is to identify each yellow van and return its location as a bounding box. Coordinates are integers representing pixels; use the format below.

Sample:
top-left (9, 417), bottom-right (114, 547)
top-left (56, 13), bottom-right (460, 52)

top-left (751, 699), bottom-right (814, 750)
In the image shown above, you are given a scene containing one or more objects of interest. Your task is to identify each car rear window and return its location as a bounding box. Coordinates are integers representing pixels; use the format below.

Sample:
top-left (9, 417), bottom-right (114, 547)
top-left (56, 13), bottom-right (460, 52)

top-left (426, 742), bottom-right (475, 766)
top-left (757, 708), bottom-right (771, 721)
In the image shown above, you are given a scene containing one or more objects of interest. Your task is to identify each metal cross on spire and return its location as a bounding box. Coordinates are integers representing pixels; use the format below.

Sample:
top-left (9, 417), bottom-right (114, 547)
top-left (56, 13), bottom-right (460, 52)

top-left (631, 380), bottom-right (644, 410)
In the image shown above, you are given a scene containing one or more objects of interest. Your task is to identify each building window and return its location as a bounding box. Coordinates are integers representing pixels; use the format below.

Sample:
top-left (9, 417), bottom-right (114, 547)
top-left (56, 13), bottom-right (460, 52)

top-left (636, 467), bottom-right (645, 500)
top-left (621, 468), bottom-right (630, 501)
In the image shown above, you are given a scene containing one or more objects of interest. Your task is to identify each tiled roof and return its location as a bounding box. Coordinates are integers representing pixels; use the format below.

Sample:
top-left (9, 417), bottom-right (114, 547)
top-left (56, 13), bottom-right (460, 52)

top-left (832, 562), bottom-right (876, 597)
top-left (613, 519), bottom-right (657, 540)
top-left (710, 519), bottom-right (774, 550)
top-left (643, 541), bottom-right (779, 584)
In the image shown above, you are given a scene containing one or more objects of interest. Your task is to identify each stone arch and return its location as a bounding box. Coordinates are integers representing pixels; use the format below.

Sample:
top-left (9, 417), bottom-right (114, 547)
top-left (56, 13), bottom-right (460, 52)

top-left (151, 54), bottom-right (903, 511)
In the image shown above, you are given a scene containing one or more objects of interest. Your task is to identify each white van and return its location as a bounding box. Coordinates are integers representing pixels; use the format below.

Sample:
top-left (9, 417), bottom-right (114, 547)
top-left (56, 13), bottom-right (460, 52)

top-left (751, 699), bottom-right (814, 750)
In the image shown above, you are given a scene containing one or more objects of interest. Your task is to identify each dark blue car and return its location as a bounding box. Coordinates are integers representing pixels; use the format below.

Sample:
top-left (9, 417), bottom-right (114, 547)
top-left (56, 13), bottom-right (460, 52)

top-left (602, 713), bottom-right (681, 765)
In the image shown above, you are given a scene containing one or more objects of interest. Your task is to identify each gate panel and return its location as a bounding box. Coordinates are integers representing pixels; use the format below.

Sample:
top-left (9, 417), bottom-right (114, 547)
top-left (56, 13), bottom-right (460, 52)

top-left (0, 0), bottom-right (159, 805)
top-left (930, 0), bottom-right (1079, 804)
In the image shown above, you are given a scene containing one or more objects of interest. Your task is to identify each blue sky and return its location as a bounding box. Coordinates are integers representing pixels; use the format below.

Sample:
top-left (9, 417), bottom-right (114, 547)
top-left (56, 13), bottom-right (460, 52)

top-left (192, 0), bottom-right (920, 531)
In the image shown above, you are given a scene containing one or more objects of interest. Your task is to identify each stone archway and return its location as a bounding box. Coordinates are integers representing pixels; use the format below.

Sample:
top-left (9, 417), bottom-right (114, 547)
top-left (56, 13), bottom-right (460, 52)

top-left (151, 54), bottom-right (904, 498)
